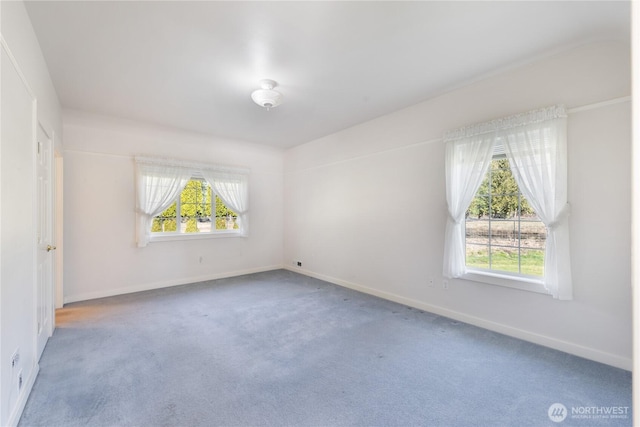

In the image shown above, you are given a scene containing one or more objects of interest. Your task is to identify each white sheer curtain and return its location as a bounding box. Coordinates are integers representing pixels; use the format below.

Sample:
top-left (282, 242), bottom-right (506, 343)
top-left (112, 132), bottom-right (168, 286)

top-left (501, 107), bottom-right (572, 299)
top-left (135, 160), bottom-right (191, 247)
top-left (443, 134), bottom-right (496, 278)
top-left (442, 105), bottom-right (571, 300)
top-left (201, 170), bottom-right (249, 236)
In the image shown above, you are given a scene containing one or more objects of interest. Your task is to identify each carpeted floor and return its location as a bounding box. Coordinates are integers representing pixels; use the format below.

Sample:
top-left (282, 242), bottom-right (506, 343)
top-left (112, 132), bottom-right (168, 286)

top-left (18, 270), bottom-right (631, 426)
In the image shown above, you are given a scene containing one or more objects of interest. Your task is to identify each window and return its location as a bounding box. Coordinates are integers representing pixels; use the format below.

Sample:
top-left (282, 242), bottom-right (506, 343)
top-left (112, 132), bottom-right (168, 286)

top-left (443, 105), bottom-right (572, 299)
top-left (465, 155), bottom-right (546, 278)
top-left (135, 156), bottom-right (249, 247)
top-left (151, 179), bottom-right (239, 234)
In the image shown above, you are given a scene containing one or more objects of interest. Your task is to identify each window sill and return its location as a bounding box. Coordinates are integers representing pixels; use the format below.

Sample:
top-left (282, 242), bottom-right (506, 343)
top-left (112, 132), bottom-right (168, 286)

top-left (461, 269), bottom-right (549, 295)
top-left (149, 230), bottom-right (244, 243)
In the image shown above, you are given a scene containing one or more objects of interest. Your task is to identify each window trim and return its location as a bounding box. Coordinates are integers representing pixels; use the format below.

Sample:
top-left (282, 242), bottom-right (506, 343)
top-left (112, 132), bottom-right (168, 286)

top-left (149, 229), bottom-right (244, 243)
top-left (461, 269), bottom-right (548, 295)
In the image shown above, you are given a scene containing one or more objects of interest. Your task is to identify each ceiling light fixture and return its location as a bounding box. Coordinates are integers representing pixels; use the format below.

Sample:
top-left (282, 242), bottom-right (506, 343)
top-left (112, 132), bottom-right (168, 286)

top-left (251, 79), bottom-right (283, 111)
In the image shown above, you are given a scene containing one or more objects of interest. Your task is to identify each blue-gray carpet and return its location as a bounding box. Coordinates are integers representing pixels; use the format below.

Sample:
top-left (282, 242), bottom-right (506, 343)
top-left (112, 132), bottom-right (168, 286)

top-left (18, 270), bottom-right (631, 426)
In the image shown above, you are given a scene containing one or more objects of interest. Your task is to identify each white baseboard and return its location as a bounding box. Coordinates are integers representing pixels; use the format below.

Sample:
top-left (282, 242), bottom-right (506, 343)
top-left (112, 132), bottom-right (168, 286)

top-left (285, 266), bottom-right (632, 371)
top-left (64, 264), bottom-right (283, 304)
top-left (7, 363), bottom-right (39, 427)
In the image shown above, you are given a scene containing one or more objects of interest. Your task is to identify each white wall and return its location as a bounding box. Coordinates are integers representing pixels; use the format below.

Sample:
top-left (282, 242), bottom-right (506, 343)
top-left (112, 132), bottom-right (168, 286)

top-left (62, 110), bottom-right (283, 302)
top-left (284, 41), bottom-right (632, 369)
top-left (1, 2), bottom-right (62, 152)
top-left (0, 1), bottom-right (62, 425)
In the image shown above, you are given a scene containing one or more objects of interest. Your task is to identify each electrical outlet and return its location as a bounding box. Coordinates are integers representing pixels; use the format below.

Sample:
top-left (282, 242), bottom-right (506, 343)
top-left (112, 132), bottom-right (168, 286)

top-left (17, 369), bottom-right (23, 391)
top-left (10, 348), bottom-right (19, 368)
top-left (443, 280), bottom-right (449, 290)
top-left (297, 261), bottom-right (302, 267)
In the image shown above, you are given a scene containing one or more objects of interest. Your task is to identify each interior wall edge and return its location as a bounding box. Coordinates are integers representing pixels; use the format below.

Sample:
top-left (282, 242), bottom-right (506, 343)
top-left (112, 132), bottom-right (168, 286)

top-left (284, 266), bottom-right (632, 371)
top-left (63, 264), bottom-right (283, 305)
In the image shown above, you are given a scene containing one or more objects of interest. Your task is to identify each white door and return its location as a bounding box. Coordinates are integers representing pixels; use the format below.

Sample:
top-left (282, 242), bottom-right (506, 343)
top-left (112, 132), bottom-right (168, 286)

top-left (36, 125), bottom-right (55, 360)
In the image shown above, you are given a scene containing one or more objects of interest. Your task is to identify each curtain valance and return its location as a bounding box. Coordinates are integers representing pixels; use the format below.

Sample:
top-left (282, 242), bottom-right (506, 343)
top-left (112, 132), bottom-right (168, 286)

top-left (134, 155), bottom-right (250, 176)
top-left (443, 105), bottom-right (567, 143)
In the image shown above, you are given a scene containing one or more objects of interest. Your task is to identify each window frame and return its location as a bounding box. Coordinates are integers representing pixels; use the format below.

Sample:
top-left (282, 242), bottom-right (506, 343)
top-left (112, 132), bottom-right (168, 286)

top-left (149, 173), bottom-right (244, 243)
top-left (461, 270), bottom-right (548, 294)
top-left (462, 150), bottom-right (547, 293)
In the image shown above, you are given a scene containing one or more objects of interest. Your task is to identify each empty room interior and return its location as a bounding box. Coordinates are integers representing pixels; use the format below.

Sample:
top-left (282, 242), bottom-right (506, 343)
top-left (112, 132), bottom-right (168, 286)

top-left (1, 1), bottom-right (638, 426)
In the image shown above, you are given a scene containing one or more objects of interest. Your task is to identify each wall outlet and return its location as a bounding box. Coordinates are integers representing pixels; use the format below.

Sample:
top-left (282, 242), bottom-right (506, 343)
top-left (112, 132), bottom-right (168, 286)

top-left (10, 348), bottom-right (19, 368)
top-left (443, 280), bottom-right (449, 290)
top-left (297, 261), bottom-right (302, 267)
top-left (17, 369), bottom-right (23, 391)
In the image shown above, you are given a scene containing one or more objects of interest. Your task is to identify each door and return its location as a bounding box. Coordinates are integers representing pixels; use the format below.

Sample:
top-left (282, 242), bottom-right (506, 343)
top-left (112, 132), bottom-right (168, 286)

top-left (36, 125), bottom-right (55, 360)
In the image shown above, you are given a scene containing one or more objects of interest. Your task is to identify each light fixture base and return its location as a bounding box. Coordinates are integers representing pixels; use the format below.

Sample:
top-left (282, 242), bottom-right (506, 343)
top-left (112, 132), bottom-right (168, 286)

top-left (259, 79), bottom-right (277, 90)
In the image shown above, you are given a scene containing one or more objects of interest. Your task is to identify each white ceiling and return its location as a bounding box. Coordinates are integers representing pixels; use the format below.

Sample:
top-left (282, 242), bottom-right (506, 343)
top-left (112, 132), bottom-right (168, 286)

top-left (25, 1), bottom-right (630, 149)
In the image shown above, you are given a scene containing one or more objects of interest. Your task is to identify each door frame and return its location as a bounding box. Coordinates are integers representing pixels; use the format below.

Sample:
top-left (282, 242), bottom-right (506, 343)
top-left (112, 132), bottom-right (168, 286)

top-left (54, 153), bottom-right (63, 310)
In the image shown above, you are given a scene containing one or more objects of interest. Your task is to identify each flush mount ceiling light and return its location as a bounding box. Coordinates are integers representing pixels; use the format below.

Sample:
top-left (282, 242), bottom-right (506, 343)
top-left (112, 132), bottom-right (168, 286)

top-left (251, 79), bottom-right (283, 111)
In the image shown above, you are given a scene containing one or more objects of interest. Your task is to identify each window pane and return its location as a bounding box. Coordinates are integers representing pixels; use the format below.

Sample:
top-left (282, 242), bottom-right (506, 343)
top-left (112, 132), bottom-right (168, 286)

top-left (521, 249), bottom-right (545, 277)
top-left (215, 195), bottom-right (238, 230)
top-left (490, 247), bottom-right (519, 273)
top-left (475, 174), bottom-right (490, 196)
top-left (467, 195), bottom-right (489, 218)
top-left (196, 220), bottom-right (212, 233)
top-left (151, 202), bottom-right (177, 233)
top-left (466, 244), bottom-right (489, 269)
top-left (152, 217), bottom-right (177, 233)
top-left (490, 220), bottom-right (518, 249)
top-left (181, 180), bottom-right (211, 233)
top-left (490, 194), bottom-right (520, 218)
top-left (466, 219), bottom-right (489, 245)
top-left (521, 220), bottom-right (546, 250)
top-left (464, 157), bottom-right (545, 278)
top-left (490, 159), bottom-right (519, 217)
